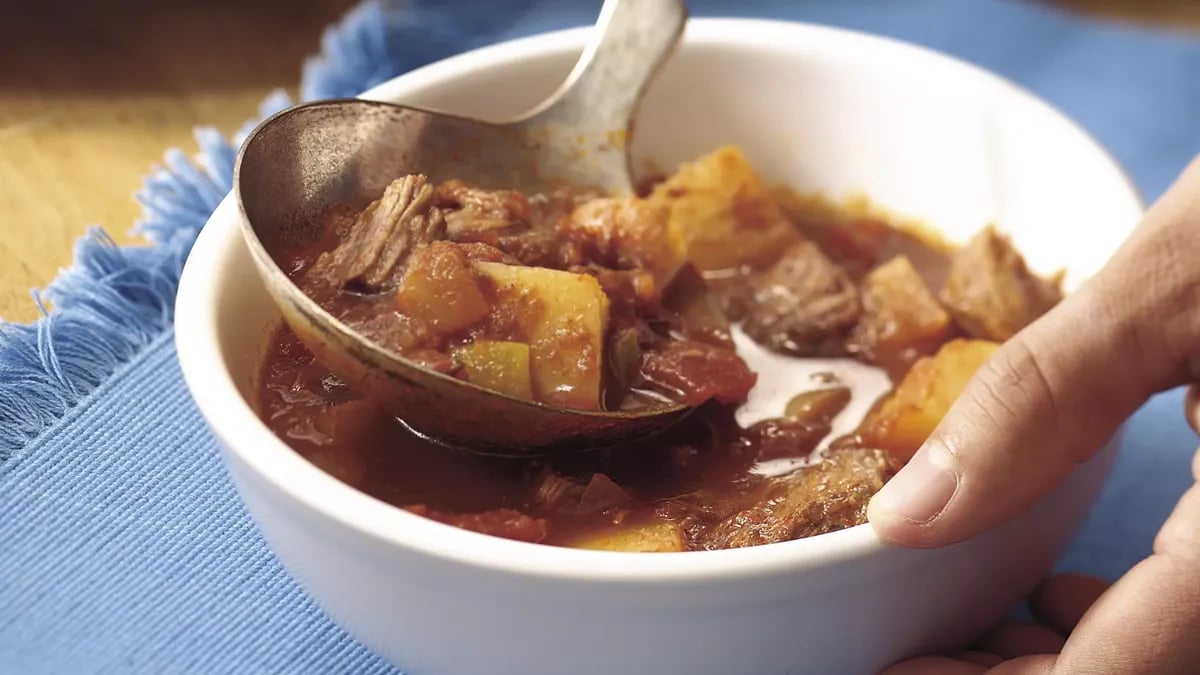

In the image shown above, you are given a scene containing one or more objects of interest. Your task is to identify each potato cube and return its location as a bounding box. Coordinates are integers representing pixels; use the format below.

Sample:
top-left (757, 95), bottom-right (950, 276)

top-left (650, 146), bottom-right (800, 272)
top-left (859, 339), bottom-right (998, 461)
top-left (567, 520), bottom-right (685, 552)
top-left (472, 261), bottom-right (609, 410)
top-left (394, 242), bottom-right (490, 336)
top-left (452, 340), bottom-right (533, 401)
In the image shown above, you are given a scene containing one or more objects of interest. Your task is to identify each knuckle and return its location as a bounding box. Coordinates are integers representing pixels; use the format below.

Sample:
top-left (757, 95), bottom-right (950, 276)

top-left (962, 372), bottom-right (1019, 437)
top-left (1120, 195), bottom-right (1200, 385)
top-left (1140, 251), bottom-right (1200, 383)
top-left (1154, 485), bottom-right (1200, 569)
top-left (964, 335), bottom-right (1059, 431)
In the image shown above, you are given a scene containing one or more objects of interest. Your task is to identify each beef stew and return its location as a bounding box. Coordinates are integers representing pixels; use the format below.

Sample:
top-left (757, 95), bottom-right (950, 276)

top-left (255, 146), bottom-right (1062, 551)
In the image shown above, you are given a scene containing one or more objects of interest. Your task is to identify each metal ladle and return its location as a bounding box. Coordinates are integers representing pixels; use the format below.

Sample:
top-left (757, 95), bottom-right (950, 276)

top-left (235, 0), bottom-right (690, 454)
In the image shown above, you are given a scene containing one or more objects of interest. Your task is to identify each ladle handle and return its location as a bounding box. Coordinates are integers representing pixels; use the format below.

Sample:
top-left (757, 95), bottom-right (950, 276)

top-left (518, 0), bottom-right (687, 147)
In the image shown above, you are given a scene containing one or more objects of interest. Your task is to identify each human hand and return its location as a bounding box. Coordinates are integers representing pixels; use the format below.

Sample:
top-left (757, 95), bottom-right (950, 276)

top-left (869, 157), bottom-right (1200, 674)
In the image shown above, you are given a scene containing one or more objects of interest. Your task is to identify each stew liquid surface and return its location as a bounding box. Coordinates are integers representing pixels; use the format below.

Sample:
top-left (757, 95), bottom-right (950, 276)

top-left (256, 146), bottom-right (1061, 552)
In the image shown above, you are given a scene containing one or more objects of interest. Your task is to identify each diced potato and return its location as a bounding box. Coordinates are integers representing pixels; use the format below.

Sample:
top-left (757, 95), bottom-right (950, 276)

top-left (849, 255), bottom-right (953, 374)
top-left (452, 340), bottom-right (533, 401)
top-left (859, 339), bottom-right (998, 461)
top-left (650, 146), bottom-right (800, 272)
top-left (472, 261), bottom-right (609, 410)
top-left (567, 519), bottom-right (685, 552)
top-left (394, 242), bottom-right (490, 336)
top-left (568, 197), bottom-right (685, 287)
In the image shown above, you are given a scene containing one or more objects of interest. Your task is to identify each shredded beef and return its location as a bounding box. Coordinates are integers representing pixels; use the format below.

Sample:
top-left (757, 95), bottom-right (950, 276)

top-left (318, 174), bottom-right (445, 292)
top-left (435, 179), bottom-right (532, 240)
top-left (697, 447), bottom-right (899, 549)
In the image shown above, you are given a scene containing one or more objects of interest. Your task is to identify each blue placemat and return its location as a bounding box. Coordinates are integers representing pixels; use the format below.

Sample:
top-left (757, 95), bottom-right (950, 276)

top-left (3, 1), bottom-right (1199, 672)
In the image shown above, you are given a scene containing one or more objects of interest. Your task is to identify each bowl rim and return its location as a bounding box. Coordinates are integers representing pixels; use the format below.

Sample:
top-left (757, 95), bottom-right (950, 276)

top-left (175, 17), bottom-right (1143, 584)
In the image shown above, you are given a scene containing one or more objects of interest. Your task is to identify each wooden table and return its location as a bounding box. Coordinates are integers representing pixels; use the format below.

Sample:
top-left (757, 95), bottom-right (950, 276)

top-left (0, 0), bottom-right (1194, 322)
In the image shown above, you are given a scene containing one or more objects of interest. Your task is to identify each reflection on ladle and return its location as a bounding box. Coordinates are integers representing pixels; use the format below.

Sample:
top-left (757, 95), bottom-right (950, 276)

top-left (234, 0), bottom-right (691, 455)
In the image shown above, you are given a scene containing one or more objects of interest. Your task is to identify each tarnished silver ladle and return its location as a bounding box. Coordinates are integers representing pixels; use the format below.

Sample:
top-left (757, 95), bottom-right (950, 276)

top-left (235, 0), bottom-right (690, 455)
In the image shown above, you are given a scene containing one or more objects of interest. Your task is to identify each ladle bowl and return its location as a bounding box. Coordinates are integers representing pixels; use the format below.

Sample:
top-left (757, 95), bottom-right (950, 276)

top-left (234, 0), bottom-right (690, 454)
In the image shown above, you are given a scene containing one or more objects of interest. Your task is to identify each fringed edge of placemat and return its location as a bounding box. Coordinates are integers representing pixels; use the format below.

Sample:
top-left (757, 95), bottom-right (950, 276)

top-left (0, 0), bottom-right (418, 460)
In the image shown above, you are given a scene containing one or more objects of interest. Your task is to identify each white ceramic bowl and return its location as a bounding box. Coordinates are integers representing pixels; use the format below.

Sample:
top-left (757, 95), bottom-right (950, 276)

top-left (176, 19), bottom-right (1142, 675)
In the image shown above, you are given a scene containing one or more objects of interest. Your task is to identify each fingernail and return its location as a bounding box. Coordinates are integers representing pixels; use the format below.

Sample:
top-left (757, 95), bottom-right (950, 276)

top-left (873, 442), bottom-right (958, 524)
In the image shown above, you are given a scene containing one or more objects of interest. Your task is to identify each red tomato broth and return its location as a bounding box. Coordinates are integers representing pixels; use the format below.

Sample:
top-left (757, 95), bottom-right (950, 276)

top-left (254, 146), bottom-right (1062, 551)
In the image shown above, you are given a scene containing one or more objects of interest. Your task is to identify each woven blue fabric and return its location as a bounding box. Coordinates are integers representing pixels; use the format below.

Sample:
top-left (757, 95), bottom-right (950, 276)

top-left (3, 0), bottom-right (1200, 672)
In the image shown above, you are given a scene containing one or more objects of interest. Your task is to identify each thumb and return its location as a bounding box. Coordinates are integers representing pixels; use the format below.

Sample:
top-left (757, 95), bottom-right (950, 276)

top-left (868, 156), bottom-right (1200, 548)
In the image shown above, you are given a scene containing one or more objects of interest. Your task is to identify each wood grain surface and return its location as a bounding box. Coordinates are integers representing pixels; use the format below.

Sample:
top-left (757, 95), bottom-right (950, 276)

top-left (0, 0), bottom-right (1194, 322)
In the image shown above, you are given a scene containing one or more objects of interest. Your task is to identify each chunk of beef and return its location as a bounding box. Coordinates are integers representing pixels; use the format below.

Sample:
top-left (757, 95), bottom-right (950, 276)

top-left (738, 241), bottom-right (861, 356)
top-left (435, 179), bottom-right (532, 241)
top-left (435, 181), bottom-right (597, 269)
top-left (405, 504), bottom-right (548, 543)
top-left (640, 339), bottom-right (757, 406)
top-left (939, 227), bottom-right (1063, 341)
top-left (849, 255), bottom-right (954, 376)
top-left (696, 447), bottom-right (899, 549)
top-left (318, 174), bottom-right (445, 292)
top-left (492, 228), bottom-right (570, 268)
